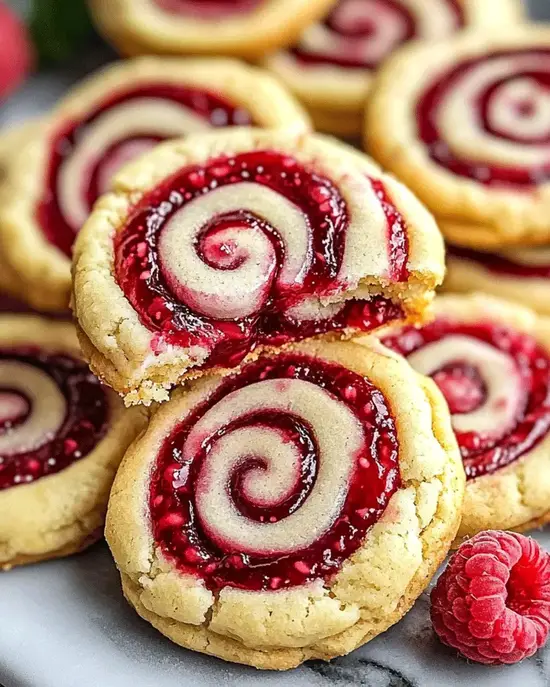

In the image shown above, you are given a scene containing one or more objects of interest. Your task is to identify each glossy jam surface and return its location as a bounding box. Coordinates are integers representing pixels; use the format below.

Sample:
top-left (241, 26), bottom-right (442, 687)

top-left (38, 84), bottom-right (253, 257)
top-left (384, 320), bottom-right (550, 479)
top-left (449, 245), bottom-right (550, 279)
top-left (150, 354), bottom-right (400, 591)
top-left (431, 362), bottom-right (487, 415)
top-left (417, 49), bottom-right (550, 186)
top-left (292, 0), bottom-right (463, 70)
top-left (155, 0), bottom-right (262, 17)
top-left (0, 348), bottom-right (109, 490)
top-left (115, 150), bottom-right (408, 370)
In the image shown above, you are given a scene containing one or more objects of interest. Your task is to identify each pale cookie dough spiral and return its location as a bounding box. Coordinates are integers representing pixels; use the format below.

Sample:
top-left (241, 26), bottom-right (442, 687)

top-left (105, 338), bottom-right (464, 669)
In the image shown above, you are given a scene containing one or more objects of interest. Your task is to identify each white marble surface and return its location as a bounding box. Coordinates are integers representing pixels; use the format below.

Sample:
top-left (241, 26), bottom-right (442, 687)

top-left (2, 534), bottom-right (550, 687)
top-left (2, 1), bottom-right (550, 686)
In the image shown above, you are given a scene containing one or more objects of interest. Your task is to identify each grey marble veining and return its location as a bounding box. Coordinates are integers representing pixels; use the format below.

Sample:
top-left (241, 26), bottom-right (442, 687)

top-left (2, 1), bottom-right (550, 686)
top-left (2, 534), bottom-right (550, 687)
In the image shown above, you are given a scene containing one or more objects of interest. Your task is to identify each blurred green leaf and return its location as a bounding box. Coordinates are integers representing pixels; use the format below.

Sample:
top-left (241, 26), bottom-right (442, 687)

top-left (29, 0), bottom-right (95, 64)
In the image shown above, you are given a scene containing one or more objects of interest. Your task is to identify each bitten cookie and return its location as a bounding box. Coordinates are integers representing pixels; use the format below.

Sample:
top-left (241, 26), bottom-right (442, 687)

top-left (0, 57), bottom-right (310, 312)
top-left (266, 0), bottom-right (523, 137)
top-left (72, 127), bottom-right (445, 406)
top-left (445, 244), bottom-right (550, 316)
top-left (0, 315), bottom-right (146, 570)
top-left (106, 338), bottom-right (464, 670)
top-left (380, 294), bottom-right (550, 543)
top-left (366, 27), bottom-right (550, 248)
top-left (87, 0), bottom-right (337, 58)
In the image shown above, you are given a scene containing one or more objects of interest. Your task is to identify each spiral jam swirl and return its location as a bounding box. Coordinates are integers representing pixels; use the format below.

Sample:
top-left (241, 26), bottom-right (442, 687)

top-left (384, 320), bottom-right (550, 479)
top-left (115, 151), bottom-right (408, 370)
top-left (418, 49), bottom-right (550, 186)
top-left (449, 245), bottom-right (550, 279)
top-left (292, 0), bottom-right (463, 70)
top-left (154, 0), bottom-right (262, 17)
top-left (0, 348), bottom-right (110, 490)
top-left (38, 85), bottom-right (253, 256)
top-left (150, 354), bottom-right (400, 591)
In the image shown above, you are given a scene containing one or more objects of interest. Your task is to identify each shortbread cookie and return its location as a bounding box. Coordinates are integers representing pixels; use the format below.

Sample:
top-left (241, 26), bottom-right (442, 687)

top-left (266, 0), bottom-right (523, 136)
top-left (0, 121), bottom-right (43, 297)
top-left (0, 58), bottom-right (309, 312)
top-left (380, 294), bottom-right (550, 543)
top-left (88, 0), bottom-right (337, 58)
top-left (445, 244), bottom-right (550, 316)
top-left (0, 315), bottom-right (146, 570)
top-left (106, 338), bottom-right (464, 669)
top-left (72, 128), bottom-right (445, 405)
top-left (367, 28), bottom-right (550, 248)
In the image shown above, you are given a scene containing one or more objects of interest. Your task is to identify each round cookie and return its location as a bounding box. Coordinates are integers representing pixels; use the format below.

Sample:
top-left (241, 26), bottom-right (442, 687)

top-left (266, 0), bottom-right (523, 136)
top-left (379, 293), bottom-right (550, 543)
top-left (445, 244), bottom-right (550, 316)
top-left (106, 337), bottom-right (464, 669)
top-left (0, 57), bottom-right (310, 312)
top-left (0, 315), bottom-right (147, 570)
top-left (72, 127), bottom-right (445, 406)
top-left (366, 28), bottom-right (550, 249)
top-left (87, 0), bottom-right (337, 58)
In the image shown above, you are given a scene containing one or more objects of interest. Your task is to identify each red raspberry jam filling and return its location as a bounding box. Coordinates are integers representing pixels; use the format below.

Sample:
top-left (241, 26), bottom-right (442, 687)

top-left (417, 49), bottom-right (550, 187)
top-left (292, 0), bottom-right (463, 70)
top-left (38, 84), bottom-right (253, 257)
top-left (449, 245), bottom-right (550, 279)
top-left (384, 320), bottom-right (550, 479)
top-left (155, 0), bottom-right (262, 18)
top-left (0, 348), bottom-right (109, 490)
top-left (115, 150), bottom-right (407, 371)
top-left (431, 362), bottom-right (487, 415)
top-left (150, 354), bottom-right (400, 591)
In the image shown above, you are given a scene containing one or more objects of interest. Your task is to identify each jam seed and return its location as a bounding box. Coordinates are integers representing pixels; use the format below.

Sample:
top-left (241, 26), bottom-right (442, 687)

top-left (64, 438), bottom-right (78, 454)
top-left (269, 577), bottom-right (282, 590)
top-left (344, 385), bottom-right (358, 402)
top-left (293, 561), bottom-right (311, 575)
top-left (159, 512), bottom-right (186, 529)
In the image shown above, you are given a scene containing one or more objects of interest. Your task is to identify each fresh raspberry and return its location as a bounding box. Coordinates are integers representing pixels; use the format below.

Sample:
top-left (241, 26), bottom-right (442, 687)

top-left (0, 1), bottom-right (33, 101)
top-left (431, 530), bottom-right (550, 664)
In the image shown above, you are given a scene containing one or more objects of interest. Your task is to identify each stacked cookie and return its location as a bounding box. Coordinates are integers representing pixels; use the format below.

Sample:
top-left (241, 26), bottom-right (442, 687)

top-left (364, 26), bottom-right (550, 543)
top-left (366, 26), bottom-right (550, 313)
top-left (86, 0), bottom-right (525, 138)
top-left (2, 0), bottom-right (550, 672)
top-left (69, 125), bottom-right (464, 668)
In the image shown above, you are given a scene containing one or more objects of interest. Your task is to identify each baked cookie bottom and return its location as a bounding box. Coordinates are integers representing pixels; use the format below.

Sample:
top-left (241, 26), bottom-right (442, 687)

top-left (1, 525), bottom-right (103, 571)
top-left (308, 106), bottom-right (363, 138)
top-left (444, 246), bottom-right (550, 316)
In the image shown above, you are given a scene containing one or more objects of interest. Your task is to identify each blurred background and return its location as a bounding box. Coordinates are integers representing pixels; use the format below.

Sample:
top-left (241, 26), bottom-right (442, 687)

top-left (1, 0), bottom-right (549, 127)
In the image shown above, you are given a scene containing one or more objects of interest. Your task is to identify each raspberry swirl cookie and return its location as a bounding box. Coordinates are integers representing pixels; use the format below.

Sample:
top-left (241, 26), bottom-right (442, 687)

top-left (367, 28), bottom-right (550, 248)
top-left (72, 128), bottom-right (444, 405)
top-left (0, 58), bottom-right (309, 312)
top-left (266, 0), bottom-right (523, 137)
top-left (88, 0), bottom-right (337, 58)
top-left (380, 294), bottom-right (550, 542)
top-left (445, 244), bottom-right (550, 316)
top-left (106, 338), bottom-right (463, 669)
top-left (0, 316), bottom-right (146, 570)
